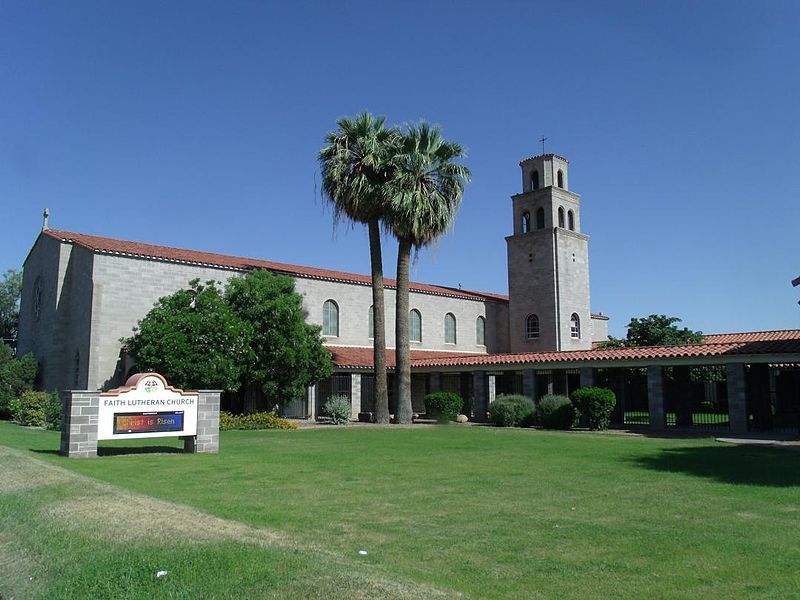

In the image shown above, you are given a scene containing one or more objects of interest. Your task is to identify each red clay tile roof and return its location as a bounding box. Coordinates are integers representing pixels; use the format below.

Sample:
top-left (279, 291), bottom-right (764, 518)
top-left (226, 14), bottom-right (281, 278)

top-left (42, 229), bottom-right (507, 303)
top-left (407, 330), bottom-right (800, 368)
top-left (327, 330), bottom-right (800, 369)
top-left (327, 346), bottom-right (474, 370)
top-left (701, 330), bottom-right (800, 344)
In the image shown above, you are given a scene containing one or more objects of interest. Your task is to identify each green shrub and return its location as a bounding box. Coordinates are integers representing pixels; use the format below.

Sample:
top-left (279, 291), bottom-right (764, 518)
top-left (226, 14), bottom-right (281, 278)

top-left (44, 393), bottom-right (61, 431)
top-left (218, 410), bottom-right (298, 431)
top-left (11, 391), bottom-right (52, 427)
top-left (535, 394), bottom-right (576, 430)
top-left (323, 395), bottom-right (351, 425)
top-left (489, 394), bottom-right (535, 427)
top-left (219, 411), bottom-right (237, 431)
top-left (424, 392), bottom-right (463, 423)
top-left (0, 348), bottom-right (38, 419)
top-left (8, 397), bottom-right (21, 422)
top-left (570, 387), bottom-right (617, 430)
top-left (519, 409), bottom-right (539, 428)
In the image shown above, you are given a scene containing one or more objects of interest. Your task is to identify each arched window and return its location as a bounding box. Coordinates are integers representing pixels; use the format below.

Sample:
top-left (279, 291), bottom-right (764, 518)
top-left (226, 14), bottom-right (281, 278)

top-left (522, 211), bottom-right (531, 233)
top-left (445, 313), bottom-right (457, 344)
top-left (531, 170), bottom-right (540, 191)
top-left (368, 305), bottom-right (374, 339)
top-left (558, 207), bottom-right (565, 228)
top-left (570, 313), bottom-right (581, 339)
top-left (568, 209), bottom-right (575, 231)
top-left (536, 207), bottom-right (545, 229)
top-left (526, 314), bottom-right (540, 339)
top-left (557, 170), bottom-right (564, 188)
top-left (410, 309), bottom-right (422, 342)
top-left (73, 350), bottom-right (80, 388)
top-left (323, 300), bottom-right (339, 337)
top-left (33, 276), bottom-right (43, 321)
top-left (476, 316), bottom-right (485, 346)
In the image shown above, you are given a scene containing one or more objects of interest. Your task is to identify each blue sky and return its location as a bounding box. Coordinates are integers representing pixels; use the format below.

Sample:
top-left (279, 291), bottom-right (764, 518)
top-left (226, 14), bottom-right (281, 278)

top-left (1, 1), bottom-right (798, 337)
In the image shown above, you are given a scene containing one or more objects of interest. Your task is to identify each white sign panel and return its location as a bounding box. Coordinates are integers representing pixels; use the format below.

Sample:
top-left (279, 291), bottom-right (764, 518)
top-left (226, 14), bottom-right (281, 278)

top-left (98, 373), bottom-right (198, 441)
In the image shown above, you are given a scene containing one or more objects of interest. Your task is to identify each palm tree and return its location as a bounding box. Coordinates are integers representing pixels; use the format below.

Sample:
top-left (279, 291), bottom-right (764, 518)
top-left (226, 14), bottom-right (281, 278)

top-left (319, 113), bottom-right (396, 424)
top-left (385, 123), bottom-right (471, 423)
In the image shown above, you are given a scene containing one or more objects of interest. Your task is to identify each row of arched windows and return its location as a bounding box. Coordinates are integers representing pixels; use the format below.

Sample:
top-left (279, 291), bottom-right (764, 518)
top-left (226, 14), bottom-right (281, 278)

top-left (529, 169), bottom-right (565, 191)
top-left (525, 313), bottom-right (581, 339)
top-left (521, 206), bottom-right (575, 233)
top-left (324, 300), bottom-right (487, 345)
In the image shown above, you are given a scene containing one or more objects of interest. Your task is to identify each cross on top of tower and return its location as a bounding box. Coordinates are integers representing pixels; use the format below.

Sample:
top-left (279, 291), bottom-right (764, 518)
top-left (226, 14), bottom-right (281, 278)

top-left (539, 136), bottom-right (548, 155)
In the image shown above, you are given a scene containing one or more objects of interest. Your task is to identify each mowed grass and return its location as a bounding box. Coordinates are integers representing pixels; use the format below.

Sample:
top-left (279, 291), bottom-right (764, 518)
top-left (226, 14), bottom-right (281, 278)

top-left (1, 422), bottom-right (800, 599)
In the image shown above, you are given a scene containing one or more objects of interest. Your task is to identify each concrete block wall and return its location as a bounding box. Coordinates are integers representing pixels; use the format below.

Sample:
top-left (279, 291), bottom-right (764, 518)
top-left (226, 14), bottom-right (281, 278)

top-left (60, 391), bottom-right (99, 458)
top-left (726, 364), bottom-right (748, 433)
top-left (193, 391), bottom-right (221, 453)
top-left (294, 277), bottom-right (505, 354)
top-left (506, 231), bottom-right (558, 352)
top-left (89, 254), bottom-right (238, 390)
top-left (555, 229), bottom-right (592, 351)
top-left (18, 235), bottom-right (76, 391)
top-left (21, 238), bottom-right (508, 392)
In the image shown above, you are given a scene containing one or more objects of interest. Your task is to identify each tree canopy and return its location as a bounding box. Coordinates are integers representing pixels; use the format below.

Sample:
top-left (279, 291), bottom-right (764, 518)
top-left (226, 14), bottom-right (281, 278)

top-left (225, 269), bottom-right (334, 402)
top-left (126, 270), bottom-right (333, 401)
top-left (0, 269), bottom-right (23, 348)
top-left (0, 343), bottom-right (38, 418)
top-left (600, 315), bottom-right (704, 348)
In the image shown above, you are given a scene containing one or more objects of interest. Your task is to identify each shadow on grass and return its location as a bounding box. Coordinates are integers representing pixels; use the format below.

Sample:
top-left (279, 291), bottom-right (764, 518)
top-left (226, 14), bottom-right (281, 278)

top-left (32, 446), bottom-right (185, 457)
top-left (632, 444), bottom-right (800, 487)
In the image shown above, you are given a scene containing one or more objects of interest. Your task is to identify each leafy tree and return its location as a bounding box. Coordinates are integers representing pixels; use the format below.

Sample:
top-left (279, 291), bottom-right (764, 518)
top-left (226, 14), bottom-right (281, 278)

top-left (384, 123), bottom-right (470, 423)
top-left (600, 314), bottom-right (703, 348)
top-left (127, 271), bottom-right (333, 408)
top-left (225, 269), bottom-right (334, 405)
top-left (0, 269), bottom-right (23, 348)
top-left (319, 113), bottom-right (396, 424)
top-left (0, 344), bottom-right (38, 418)
top-left (126, 279), bottom-right (248, 392)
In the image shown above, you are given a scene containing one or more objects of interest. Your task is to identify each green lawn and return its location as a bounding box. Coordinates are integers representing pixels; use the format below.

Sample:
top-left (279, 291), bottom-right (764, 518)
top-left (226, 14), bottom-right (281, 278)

top-left (1, 421), bottom-right (799, 598)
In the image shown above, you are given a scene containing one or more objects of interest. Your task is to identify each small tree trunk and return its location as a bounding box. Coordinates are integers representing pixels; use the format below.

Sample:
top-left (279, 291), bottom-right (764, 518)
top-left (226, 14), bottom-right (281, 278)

top-left (368, 218), bottom-right (390, 424)
top-left (395, 238), bottom-right (413, 424)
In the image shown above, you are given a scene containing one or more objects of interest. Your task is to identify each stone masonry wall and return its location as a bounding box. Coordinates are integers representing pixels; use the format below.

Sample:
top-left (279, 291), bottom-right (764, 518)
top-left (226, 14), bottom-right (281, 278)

top-left (59, 390), bottom-right (99, 458)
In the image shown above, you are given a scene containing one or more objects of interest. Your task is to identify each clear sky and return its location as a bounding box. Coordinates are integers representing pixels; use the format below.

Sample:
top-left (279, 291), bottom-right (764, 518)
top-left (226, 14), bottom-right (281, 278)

top-left (1, 1), bottom-right (798, 337)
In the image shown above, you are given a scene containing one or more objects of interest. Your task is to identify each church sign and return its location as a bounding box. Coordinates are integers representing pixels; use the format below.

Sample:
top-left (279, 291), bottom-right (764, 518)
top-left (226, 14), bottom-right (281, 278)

top-left (98, 373), bottom-right (198, 440)
top-left (60, 372), bottom-right (220, 458)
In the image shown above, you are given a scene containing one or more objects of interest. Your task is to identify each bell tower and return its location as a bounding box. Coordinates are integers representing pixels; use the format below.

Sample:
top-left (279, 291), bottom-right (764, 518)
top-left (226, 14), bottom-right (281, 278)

top-left (506, 153), bottom-right (592, 352)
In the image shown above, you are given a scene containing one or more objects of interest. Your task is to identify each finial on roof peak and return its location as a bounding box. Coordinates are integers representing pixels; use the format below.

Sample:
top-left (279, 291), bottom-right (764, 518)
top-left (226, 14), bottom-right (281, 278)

top-left (42, 208), bottom-right (50, 231)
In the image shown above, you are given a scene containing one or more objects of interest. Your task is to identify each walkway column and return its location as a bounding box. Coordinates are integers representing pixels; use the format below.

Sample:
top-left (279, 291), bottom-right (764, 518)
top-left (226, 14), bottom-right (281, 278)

top-left (429, 372), bottom-right (442, 393)
top-left (488, 374), bottom-right (497, 405)
top-left (673, 365), bottom-right (693, 427)
top-left (472, 371), bottom-right (489, 422)
top-left (523, 369), bottom-right (537, 403)
top-left (726, 363), bottom-right (747, 433)
top-left (647, 366), bottom-right (666, 430)
top-left (579, 367), bottom-right (594, 389)
top-left (307, 384), bottom-right (317, 420)
top-left (350, 373), bottom-right (362, 420)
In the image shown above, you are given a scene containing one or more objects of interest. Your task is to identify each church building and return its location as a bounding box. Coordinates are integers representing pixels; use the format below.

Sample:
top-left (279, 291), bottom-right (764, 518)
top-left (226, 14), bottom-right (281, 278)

top-left (16, 152), bottom-right (800, 434)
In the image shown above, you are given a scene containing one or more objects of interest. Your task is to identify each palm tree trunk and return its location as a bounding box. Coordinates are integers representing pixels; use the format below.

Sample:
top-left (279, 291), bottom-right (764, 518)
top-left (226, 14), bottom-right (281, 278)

top-left (395, 238), bottom-right (413, 424)
top-left (368, 217), bottom-right (389, 424)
